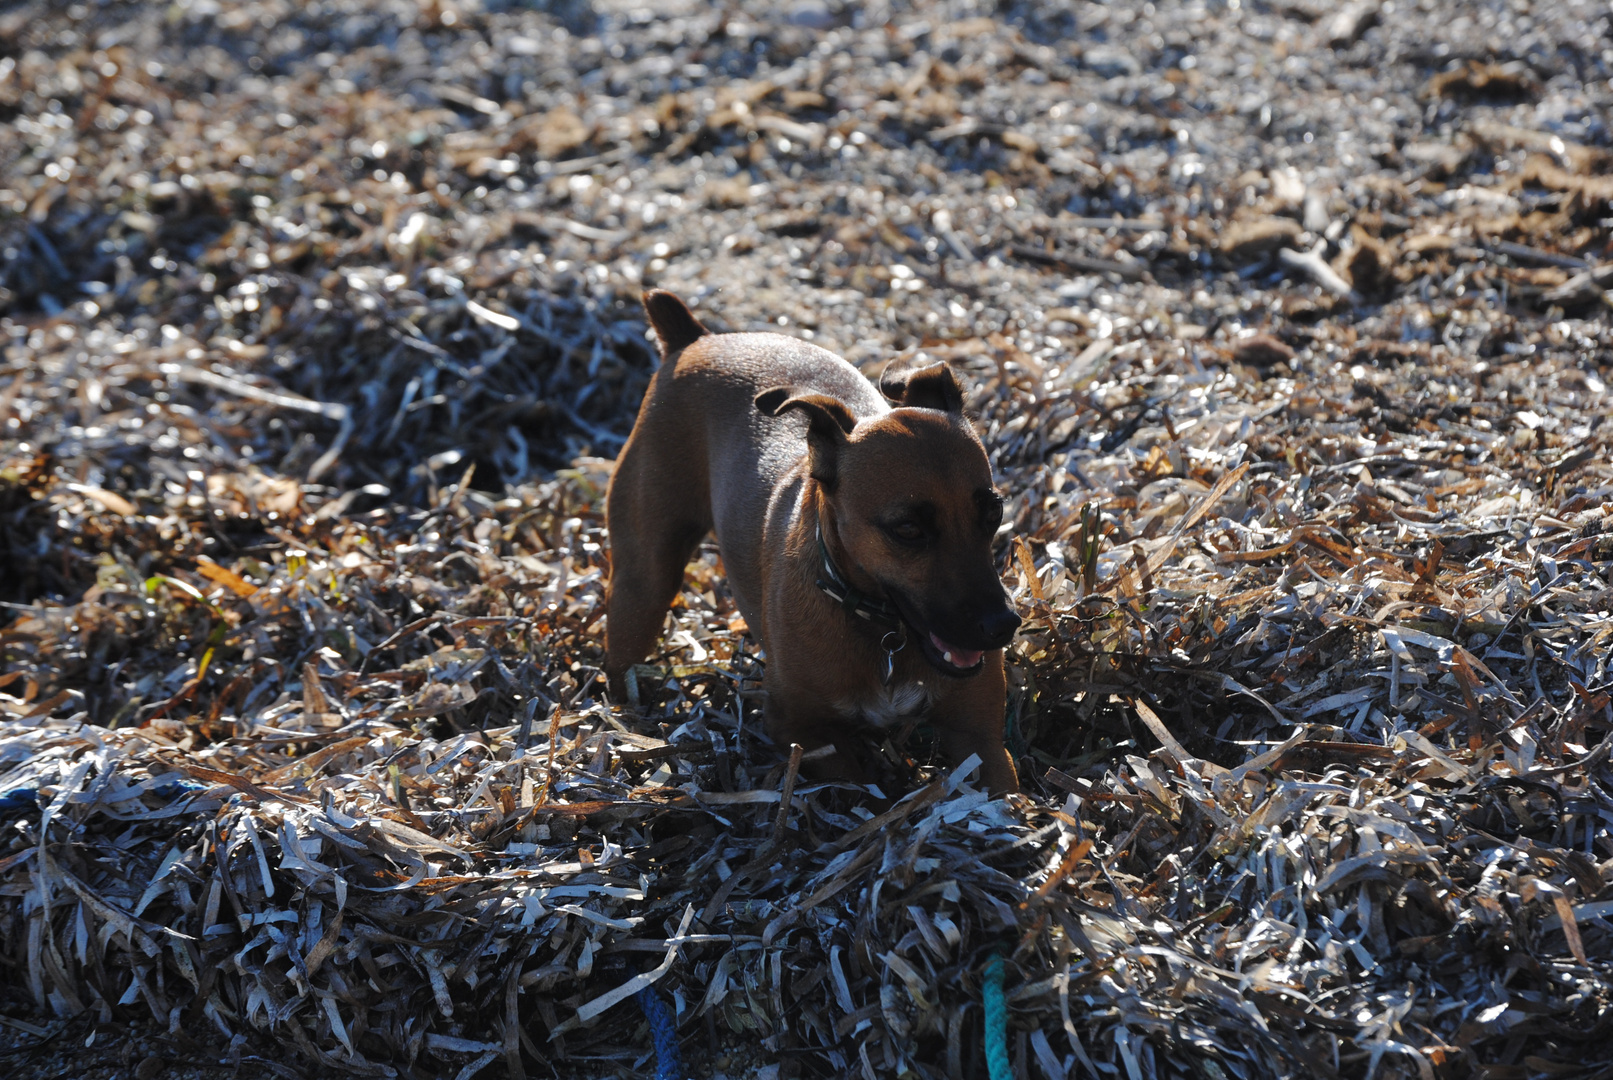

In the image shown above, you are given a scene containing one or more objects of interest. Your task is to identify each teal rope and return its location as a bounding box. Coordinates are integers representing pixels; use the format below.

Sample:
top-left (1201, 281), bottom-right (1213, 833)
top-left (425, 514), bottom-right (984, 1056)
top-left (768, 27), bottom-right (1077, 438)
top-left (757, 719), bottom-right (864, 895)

top-left (983, 954), bottom-right (1011, 1080)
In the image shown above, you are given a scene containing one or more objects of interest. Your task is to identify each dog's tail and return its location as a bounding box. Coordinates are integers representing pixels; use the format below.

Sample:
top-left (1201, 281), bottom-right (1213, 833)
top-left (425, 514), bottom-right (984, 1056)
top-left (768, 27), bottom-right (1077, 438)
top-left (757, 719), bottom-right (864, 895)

top-left (643, 290), bottom-right (710, 359)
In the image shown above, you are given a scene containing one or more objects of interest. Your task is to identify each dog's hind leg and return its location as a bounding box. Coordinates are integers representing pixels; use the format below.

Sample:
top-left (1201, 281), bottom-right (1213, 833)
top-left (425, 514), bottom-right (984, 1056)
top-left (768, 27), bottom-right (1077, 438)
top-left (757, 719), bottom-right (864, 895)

top-left (604, 440), bottom-right (710, 701)
top-left (603, 520), bottom-right (706, 701)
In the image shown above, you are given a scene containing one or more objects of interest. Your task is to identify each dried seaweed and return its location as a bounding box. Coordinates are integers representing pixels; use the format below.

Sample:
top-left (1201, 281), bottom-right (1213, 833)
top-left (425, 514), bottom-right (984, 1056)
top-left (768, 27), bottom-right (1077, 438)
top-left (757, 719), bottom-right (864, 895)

top-left (4, 0), bottom-right (1613, 1077)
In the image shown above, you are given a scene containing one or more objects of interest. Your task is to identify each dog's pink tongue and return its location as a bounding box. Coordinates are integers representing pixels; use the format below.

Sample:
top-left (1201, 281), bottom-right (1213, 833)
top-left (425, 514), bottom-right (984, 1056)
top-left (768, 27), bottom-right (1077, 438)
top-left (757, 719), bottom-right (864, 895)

top-left (929, 632), bottom-right (983, 669)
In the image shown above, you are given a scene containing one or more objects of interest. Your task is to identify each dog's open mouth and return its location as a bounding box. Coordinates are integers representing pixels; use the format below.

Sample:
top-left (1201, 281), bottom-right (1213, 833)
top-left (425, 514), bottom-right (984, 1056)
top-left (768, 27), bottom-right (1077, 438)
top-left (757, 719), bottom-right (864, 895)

top-left (919, 631), bottom-right (985, 677)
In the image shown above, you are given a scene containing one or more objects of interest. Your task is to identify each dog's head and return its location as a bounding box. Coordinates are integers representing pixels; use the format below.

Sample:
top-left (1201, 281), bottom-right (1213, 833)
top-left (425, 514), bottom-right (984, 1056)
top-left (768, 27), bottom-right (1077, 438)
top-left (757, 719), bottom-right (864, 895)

top-left (756, 362), bottom-right (1021, 677)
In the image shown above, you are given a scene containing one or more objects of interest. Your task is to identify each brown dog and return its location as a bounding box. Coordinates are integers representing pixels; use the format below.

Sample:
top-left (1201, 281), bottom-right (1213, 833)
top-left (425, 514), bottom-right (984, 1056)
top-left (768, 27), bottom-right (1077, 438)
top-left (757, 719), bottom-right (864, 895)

top-left (603, 290), bottom-right (1021, 794)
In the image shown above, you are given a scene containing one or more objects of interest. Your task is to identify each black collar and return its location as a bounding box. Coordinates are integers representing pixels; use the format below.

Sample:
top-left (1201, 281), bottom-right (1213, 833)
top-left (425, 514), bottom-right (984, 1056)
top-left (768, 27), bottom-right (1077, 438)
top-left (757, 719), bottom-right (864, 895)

top-left (815, 523), bottom-right (903, 630)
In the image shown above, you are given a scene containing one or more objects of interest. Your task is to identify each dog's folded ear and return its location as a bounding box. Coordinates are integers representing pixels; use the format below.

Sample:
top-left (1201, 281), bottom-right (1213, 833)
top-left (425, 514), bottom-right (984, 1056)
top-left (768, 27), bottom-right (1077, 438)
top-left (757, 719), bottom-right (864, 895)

top-left (643, 290), bottom-right (709, 359)
top-left (755, 388), bottom-right (857, 434)
top-left (879, 361), bottom-right (963, 413)
top-left (755, 387), bottom-right (857, 486)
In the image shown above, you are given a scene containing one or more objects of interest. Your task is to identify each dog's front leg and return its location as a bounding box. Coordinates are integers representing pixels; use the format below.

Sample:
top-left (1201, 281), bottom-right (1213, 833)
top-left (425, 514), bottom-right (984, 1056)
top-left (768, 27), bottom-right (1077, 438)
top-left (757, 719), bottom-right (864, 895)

top-left (761, 691), bottom-right (877, 789)
top-left (931, 654), bottom-right (1019, 795)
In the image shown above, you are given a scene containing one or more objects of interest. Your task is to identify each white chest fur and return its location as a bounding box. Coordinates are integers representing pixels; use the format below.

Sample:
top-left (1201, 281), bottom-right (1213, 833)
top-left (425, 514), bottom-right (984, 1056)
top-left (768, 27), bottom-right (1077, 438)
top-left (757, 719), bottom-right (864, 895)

top-left (837, 681), bottom-right (932, 729)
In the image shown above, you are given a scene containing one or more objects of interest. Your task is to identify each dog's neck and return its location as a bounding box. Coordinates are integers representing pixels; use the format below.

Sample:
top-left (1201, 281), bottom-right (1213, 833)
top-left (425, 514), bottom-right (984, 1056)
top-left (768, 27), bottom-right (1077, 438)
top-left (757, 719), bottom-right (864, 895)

top-left (809, 490), bottom-right (903, 631)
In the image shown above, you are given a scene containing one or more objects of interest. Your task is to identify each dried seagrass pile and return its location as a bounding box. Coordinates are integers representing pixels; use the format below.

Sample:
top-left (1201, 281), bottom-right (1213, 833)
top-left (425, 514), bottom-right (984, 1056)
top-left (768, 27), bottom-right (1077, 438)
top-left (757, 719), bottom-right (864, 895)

top-left (5, 0), bottom-right (1613, 1077)
top-left (4, 344), bottom-right (1612, 1077)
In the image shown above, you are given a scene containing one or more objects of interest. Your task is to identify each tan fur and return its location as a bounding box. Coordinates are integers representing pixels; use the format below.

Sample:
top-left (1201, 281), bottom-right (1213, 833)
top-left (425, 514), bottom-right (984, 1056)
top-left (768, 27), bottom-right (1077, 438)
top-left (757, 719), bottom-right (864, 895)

top-left (604, 291), bottom-right (1021, 794)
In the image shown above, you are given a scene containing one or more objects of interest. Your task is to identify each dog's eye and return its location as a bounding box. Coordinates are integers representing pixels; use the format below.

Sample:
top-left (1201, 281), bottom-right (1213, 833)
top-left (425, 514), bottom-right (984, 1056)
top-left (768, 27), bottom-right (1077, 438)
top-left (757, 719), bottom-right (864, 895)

top-left (981, 494), bottom-right (1004, 530)
top-left (885, 520), bottom-right (926, 545)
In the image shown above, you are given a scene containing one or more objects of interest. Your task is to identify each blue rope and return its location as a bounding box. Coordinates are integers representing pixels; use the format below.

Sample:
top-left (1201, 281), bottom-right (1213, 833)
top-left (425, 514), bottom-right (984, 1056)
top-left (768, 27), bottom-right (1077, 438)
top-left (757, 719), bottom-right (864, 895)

top-left (983, 954), bottom-right (1012, 1080)
top-left (635, 985), bottom-right (682, 1080)
top-left (0, 787), bottom-right (41, 813)
top-left (0, 778), bottom-right (206, 815)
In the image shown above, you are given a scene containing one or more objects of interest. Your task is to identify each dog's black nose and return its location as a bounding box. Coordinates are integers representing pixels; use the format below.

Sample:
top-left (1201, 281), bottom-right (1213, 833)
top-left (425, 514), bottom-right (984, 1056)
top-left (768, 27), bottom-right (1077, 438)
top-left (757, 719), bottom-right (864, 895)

top-left (978, 607), bottom-right (1022, 648)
